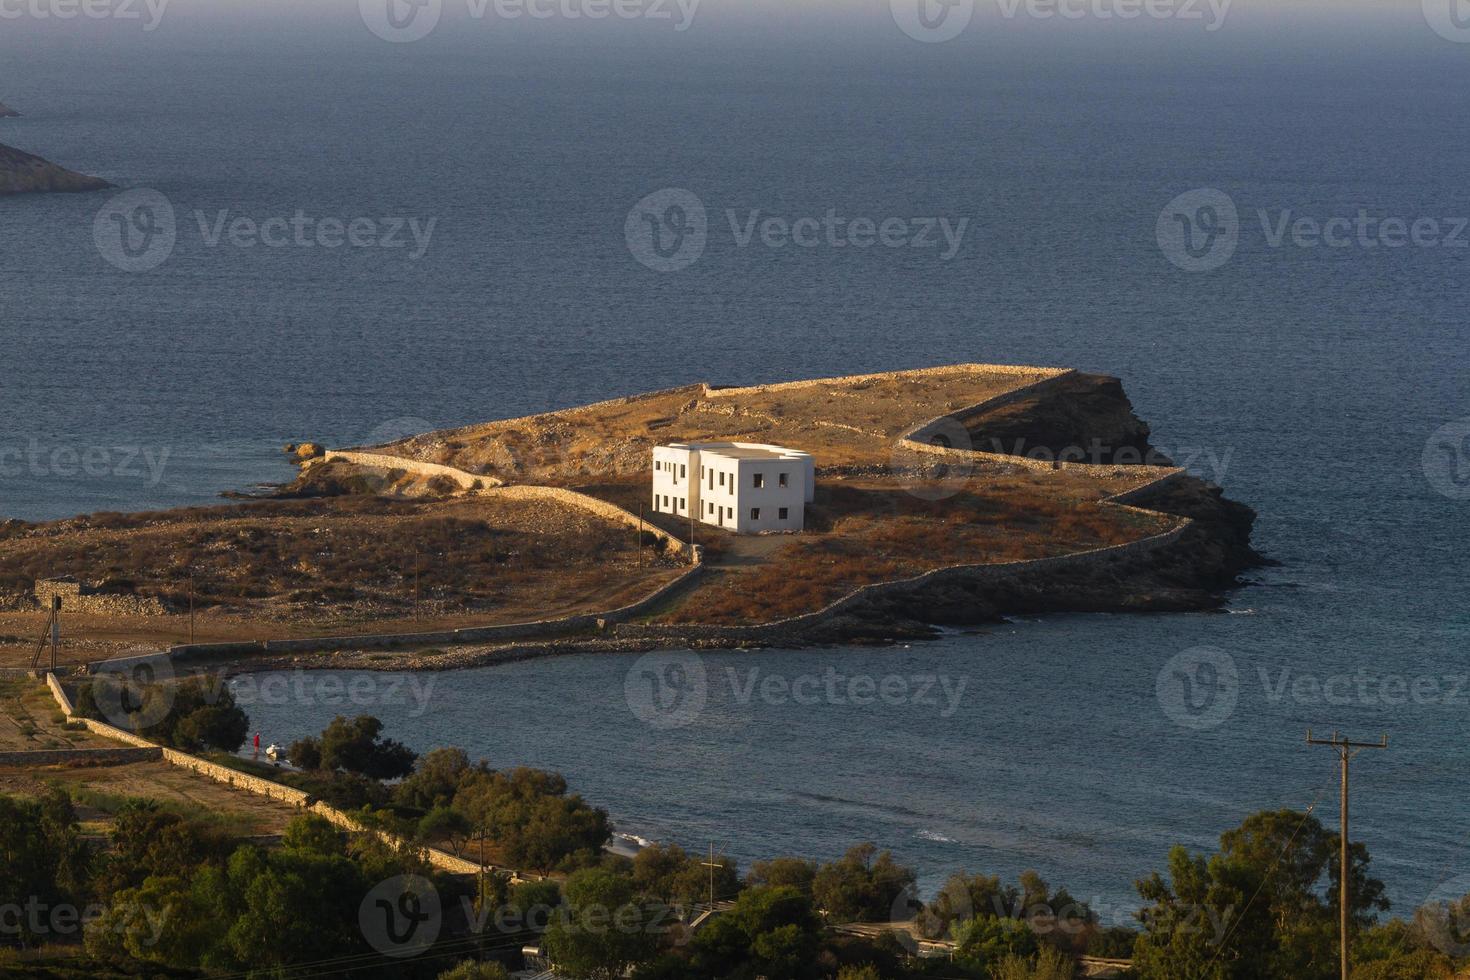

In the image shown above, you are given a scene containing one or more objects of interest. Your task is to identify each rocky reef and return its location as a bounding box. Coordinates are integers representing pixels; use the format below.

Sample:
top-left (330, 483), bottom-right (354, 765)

top-left (0, 142), bottom-right (111, 196)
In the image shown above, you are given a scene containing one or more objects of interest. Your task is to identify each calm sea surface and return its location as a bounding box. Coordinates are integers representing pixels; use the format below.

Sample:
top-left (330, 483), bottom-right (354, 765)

top-left (3, 5), bottom-right (1468, 912)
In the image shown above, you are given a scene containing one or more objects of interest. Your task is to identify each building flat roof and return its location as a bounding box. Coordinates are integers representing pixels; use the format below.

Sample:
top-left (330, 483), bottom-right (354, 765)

top-left (661, 441), bottom-right (810, 462)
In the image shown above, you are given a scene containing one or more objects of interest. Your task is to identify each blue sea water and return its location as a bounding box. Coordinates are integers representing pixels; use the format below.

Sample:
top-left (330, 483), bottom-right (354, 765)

top-left (3, 1), bottom-right (1469, 913)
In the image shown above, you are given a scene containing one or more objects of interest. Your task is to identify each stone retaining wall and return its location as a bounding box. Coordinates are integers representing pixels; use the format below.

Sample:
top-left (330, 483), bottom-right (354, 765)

top-left (42, 676), bottom-right (507, 879)
top-left (613, 518), bottom-right (1190, 643)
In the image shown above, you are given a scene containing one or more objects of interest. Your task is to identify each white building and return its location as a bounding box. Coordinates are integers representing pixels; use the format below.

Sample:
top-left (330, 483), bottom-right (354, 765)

top-left (651, 442), bottom-right (814, 533)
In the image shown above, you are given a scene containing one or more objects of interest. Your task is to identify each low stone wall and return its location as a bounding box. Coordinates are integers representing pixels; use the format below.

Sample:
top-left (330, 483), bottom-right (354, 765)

top-left (613, 519), bottom-right (1191, 643)
top-left (0, 746), bottom-right (162, 767)
top-left (42, 675), bottom-right (504, 879)
top-left (703, 363), bottom-right (1071, 399)
top-left (319, 451), bottom-right (504, 490)
top-left (485, 484), bottom-right (691, 556)
top-left (33, 578), bottom-right (166, 616)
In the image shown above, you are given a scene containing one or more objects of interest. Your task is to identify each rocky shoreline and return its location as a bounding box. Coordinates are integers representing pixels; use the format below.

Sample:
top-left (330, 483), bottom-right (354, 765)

top-left (0, 142), bottom-right (111, 196)
top-left (194, 471), bottom-right (1261, 676)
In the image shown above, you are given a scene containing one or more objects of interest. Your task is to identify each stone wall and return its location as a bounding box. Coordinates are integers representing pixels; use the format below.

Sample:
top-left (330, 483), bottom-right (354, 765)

top-left (33, 578), bottom-right (166, 616)
top-left (318, 451), bottom-right (504, 490)
top-left (42, 676), bottom-right (511, 879)
top-left (702, 363), bottom-right (1071, 399)
top-left (612, 519), bottom-right (1190, 643)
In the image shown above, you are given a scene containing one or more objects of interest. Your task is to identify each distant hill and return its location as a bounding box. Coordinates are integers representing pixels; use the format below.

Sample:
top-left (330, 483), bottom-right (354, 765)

top-left (0, 142), bottom-right (110, 195)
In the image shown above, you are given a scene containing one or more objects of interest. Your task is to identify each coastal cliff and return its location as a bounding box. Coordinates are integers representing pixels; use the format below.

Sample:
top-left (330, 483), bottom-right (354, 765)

top-left (0, 142), bottom-right (111, 196)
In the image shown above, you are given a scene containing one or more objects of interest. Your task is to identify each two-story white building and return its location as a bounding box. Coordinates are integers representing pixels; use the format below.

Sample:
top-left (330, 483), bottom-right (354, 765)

top-left (651, 442), bottom-right (813, 533)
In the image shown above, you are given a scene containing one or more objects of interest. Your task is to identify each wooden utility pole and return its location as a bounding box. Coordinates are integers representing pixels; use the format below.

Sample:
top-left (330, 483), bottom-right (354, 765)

top-left (700, 842), bottom-right (722, 909)
top-left (414, 549), bottom-right (422, 621)
top-left (688, 510), bottom-right (696, 565)
top-left (1307, 730), bottom-right (1388, 980)
top-left (638, 503), bottom-right (645, 568)
top-left (32, 596), bottom-right (61, 672)
top-left (188, 573), bottom-right (196, 645)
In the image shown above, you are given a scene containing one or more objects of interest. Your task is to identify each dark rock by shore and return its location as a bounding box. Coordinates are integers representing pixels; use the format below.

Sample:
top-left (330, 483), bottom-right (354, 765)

top-left (0, 142), bottom-right (111, 196)
top-left (0, 102), bottom-right (20, 118)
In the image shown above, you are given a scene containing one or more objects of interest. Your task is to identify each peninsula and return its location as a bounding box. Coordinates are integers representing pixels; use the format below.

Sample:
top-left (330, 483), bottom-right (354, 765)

top-left (0, 365), bottom-right (1260, 671)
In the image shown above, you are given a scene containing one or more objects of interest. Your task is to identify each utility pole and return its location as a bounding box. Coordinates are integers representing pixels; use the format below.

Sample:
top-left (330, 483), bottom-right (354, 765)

top-left (638, 502), bottom-right (645, 568)
top-left (413, 549), bottom-right (421, 621)
top-left (188, 573), bottom-right (196, 645)
top-left (700, 841), bottom-right (721, 909)
top-left (1307, 730), bottom-right (1388, 980)
top-left (688, 510), bottom-right (696, 565)
top-left (49, 596), bottom-right (59, 671)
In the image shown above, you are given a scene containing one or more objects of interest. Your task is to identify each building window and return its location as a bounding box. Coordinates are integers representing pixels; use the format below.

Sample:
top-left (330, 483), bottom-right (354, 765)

top-left (751, 508), bottom-right (760, 520)
top-left (753, 473), bottom-right (764, 488)
top-left (708, 501), bottom-right (714, 515)
top-left (679, 497), bottom-right (686, 511)
top-left (779, 472), bottom-right (788, 487)
top-left (779, 507), bottom-right (789, 519)
top-left (663, 495), bottom-right (670, 508)
top-left (680, 464), bottom-right (686, 478)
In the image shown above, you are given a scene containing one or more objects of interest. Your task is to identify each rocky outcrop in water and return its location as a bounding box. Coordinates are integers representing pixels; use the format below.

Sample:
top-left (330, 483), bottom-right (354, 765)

top-left (0, 142), bottom-right (111, 196)
top-left (0, 102), bottom-right (19, 118)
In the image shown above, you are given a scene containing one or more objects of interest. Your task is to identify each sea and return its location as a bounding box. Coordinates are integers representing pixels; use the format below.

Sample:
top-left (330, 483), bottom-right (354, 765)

top-left (2, 0), bottom-right (1468, 915)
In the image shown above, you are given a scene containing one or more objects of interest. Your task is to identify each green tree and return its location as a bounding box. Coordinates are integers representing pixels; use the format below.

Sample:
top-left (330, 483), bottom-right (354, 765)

top-left (953, 915), bottom-right (1040, 974)
top-left (420, 806), bottom-right (474, 856)
top-left (281, 813), bottom-right (344, 857)
top-left (747, 856), bottom-right (818, 897)
top-left (1132, 809), bottom-right (1388, 980)
top-left (317, 715), bottom-right (418, 779)
top-left (691, 885), bottom-right (823, 979)
top-left (811, 843), bottom-right (916, 924)
top-left (0, 790), bottom-right (88, 947)
top-left (396, 746), bottom-right (489, 810)
top-left (543, 868), bottom-right (663, 980)
top-left (634, 843), bottom-right (740, 907)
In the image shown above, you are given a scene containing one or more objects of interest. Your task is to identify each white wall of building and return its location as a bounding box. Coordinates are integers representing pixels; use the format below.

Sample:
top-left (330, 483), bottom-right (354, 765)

top-left (653, 442), bottom-right (811, 533)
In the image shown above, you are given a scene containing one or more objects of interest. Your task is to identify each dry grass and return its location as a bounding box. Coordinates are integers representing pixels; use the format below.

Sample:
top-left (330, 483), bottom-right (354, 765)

top-left (0, 494), bottom-right (680, 634)
top-left (656, 475), bottom-right (1176, 625)
top-left (381, 366), bottom-right (1061, 484)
